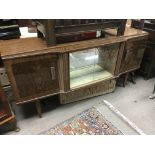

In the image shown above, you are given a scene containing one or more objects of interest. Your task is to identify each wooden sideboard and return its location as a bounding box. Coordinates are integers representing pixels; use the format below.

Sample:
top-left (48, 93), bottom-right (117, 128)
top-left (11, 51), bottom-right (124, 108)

top-left (0, 27), bottom-right (148, 116)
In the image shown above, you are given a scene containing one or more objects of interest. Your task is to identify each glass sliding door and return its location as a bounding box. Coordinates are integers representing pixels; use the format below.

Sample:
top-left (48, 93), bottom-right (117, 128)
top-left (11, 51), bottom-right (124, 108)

top-left (69, 43), bottom-right (120, 88)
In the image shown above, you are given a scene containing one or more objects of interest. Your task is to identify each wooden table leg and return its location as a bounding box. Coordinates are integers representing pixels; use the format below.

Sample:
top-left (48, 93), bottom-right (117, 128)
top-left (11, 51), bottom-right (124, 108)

top-left (123, 73), bottom-right (129, 87)
top-left (129, 72), bottom-right (136, 84)
top-left (35, 100), bottom-right (42, 118)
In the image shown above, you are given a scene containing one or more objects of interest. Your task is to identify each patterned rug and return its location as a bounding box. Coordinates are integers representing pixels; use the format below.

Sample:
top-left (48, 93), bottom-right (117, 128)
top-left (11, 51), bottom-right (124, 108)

top-left (40, 107), bottom-right (123, 135)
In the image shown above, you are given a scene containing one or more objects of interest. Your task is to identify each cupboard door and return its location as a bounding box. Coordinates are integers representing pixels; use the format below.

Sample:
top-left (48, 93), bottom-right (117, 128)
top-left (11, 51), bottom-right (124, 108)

top-left (120, 38), bottom-right (147, 74)
top-left (4, 54), bottom-right (59, 103)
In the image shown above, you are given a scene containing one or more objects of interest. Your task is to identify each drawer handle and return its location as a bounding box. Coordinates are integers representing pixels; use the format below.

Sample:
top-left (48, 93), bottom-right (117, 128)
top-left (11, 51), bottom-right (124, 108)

top-left (50, 67), bottom-right (56, 80)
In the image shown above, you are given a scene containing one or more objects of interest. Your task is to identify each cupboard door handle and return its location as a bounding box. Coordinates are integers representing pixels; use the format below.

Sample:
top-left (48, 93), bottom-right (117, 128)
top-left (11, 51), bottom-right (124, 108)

top-left (50, 67), bottom-right (56, 80)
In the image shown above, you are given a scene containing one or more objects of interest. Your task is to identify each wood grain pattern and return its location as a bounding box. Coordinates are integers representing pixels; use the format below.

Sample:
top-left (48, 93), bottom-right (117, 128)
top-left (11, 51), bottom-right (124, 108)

top-left (4, 54), bottom-right (59, 103)
top-left (0, 37), bottom-right (46, 56)
top-left (61, 53), bottom-right (70, 91)
top-left (44, 20), bottom-right (56, 46)
top-left (59, 79), bottom-right (116, 104)
top-left (0, 28), bottom-right (148, 60)
top-left (98, 43), bottom-right (120, 75)
top-left (105, 27), bottom-right (148, 38)
top-left (114, 42), bottom-right (125, 76)
top-left (119, 37), bottom-right (148, 74)
top-left (0, 36), bottom-right (125, 59)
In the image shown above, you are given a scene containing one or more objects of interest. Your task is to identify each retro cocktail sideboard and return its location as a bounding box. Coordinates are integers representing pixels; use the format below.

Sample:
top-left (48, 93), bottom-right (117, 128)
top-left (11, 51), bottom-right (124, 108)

top-left (0, 27), bottom-right (148, 117)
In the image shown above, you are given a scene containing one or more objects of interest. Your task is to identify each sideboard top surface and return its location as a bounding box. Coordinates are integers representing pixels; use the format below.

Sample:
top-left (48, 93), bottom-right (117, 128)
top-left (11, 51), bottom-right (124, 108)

top-left (0, 37), bottom-right (124, 59)
top-left (105, 27), bottom-right (148, 38)
top-left (0, 37), bottom-right (47, 57)
top-left (0, 27), bottom-right (148, 59)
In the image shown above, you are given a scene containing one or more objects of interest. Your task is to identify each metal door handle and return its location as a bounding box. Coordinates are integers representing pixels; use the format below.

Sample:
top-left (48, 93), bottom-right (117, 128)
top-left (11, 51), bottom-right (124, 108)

top-left (50, 67), bottom-right (56, 80)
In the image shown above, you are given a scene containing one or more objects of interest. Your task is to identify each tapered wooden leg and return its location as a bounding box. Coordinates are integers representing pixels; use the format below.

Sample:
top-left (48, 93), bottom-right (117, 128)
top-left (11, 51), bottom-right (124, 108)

top-left (35, 100), bottom-right (42, 118)
top-left (10, 118), bottom-right (20, 132)
top-left (123, 73), bottom-right (129, 87)
top-left (129, 72), bottom-right (136, 84)
top-left (153, 84), bottom-right (155, 94)
top-left (149, 83), bottom-right (155, 99)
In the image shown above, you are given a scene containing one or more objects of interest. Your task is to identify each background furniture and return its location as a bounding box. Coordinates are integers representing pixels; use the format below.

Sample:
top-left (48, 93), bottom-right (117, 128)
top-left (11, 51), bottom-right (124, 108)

top-left (0, 19), bottom-right (21, 82)
top-left (0, 19), bottom-right (21, 40)
top-left (0, 84), bottom-right (12, 123)
top-left (0, 83), bottom-right (16, 132)
top-left (35, 19), bottom-right (127, 46)
top-left (0, 68), bottom-right (10, 87)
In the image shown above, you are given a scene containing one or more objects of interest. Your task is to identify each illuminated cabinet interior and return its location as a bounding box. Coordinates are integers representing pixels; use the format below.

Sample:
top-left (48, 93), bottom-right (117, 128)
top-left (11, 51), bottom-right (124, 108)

top-left (69, 43), bottom-right (120, 88)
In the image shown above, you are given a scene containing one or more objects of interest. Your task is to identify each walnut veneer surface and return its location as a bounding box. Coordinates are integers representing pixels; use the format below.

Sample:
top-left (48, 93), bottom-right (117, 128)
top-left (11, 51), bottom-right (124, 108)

top-left (0, 28), bottom-right (148, 59)
top-left (105, 27), bottom-right (148, 38)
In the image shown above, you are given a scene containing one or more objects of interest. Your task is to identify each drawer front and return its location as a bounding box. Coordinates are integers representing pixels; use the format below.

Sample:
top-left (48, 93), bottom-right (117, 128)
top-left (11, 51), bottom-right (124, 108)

top-left (60, 79), bottom-right (116, 104)
top-left (4, 54), bottom-right (59, 103)
top-left (120, 38), bottom-right (147, 73)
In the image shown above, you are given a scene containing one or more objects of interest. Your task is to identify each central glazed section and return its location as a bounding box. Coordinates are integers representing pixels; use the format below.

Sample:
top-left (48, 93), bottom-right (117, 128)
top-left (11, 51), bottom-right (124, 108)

top-left (70, 43), bottom-right (120, 88)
